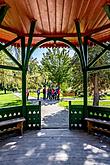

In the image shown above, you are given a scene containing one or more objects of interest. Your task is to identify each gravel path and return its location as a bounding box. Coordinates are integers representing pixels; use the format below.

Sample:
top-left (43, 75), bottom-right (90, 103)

top-left (41, 103), bottom-right (69, 129)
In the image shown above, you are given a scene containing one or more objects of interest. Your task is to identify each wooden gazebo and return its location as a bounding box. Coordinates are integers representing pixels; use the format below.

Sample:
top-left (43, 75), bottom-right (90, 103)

top-left (0, 0), bottom-right (110, 130)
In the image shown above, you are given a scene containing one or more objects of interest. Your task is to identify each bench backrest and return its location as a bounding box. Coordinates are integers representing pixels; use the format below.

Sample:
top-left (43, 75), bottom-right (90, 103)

top-left (0, 106), bottom-right (23, 122)
top-left (87, 106), bottom-right (110, 121)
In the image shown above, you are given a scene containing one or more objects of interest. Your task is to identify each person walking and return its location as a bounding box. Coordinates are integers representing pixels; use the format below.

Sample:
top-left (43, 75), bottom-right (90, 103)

top-left (52, 88), bottom-right (55, 100)
top-left (43, 86), bottom-right (46, 100)
top-left (26, 89), bottom-right (29, 100)
top-left (57, 88), bottom-right (60, 100)
top-left (37, 88), bottom-right (40, 100)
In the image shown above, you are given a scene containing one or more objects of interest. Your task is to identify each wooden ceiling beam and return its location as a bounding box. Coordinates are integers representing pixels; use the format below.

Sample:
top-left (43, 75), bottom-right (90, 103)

top-left (0, 24), bottom-right (22, 35)
top-left (86, 23), bottom-right (110, 36)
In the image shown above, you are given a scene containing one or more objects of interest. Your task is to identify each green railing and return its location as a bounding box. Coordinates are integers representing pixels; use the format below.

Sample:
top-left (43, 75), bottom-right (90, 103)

top-left (0, 106), bottom-right (23, 121)
top-left (0, 102), bottom-right (41, 130)
top-left (69, 101), bottom-right (110, 129)
top-left (69, 101), bottom-right (84, 129)
top-left (26, 102), bottom-right (41, 129)
top-left (87, 106), bottom-right (110, 121)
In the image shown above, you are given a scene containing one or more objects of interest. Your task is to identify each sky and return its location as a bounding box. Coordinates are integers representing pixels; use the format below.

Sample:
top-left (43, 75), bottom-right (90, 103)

top-left (32, 47), bottom-right (75, 63)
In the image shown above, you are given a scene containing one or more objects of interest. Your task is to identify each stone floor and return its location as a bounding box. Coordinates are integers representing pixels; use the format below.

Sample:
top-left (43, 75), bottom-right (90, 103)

top-left (0, 129), bottom-right (110, 165)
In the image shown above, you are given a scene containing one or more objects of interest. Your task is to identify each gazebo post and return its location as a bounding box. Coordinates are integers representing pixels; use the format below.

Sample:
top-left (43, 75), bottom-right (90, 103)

top-left (83, 37), bottom-right (88, 118)
top-left (21, 37), bottom-right (27, 119)
top-left (21, 20), bottom-right (36, 124)
top-left (75, 20), bottom-right (88, 120)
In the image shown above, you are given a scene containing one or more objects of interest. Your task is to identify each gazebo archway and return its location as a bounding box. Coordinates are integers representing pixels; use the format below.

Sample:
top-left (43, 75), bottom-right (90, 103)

top-left (0, 0), bottom-right (110, 130)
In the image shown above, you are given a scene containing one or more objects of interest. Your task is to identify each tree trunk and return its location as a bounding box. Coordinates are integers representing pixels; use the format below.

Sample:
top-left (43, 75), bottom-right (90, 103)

top-left (93, 73), bottom-right (99, 106)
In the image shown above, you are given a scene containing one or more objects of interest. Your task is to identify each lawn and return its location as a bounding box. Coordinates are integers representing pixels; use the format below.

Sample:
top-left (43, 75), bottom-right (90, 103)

top-left (30, 91), bottom-right (110, 108)
top-left (0, 90), bottom-right (110, 108)
top-left (59, 99), bottom-right (110, 108)
top-left (0, 91), bottom-right (22, 108)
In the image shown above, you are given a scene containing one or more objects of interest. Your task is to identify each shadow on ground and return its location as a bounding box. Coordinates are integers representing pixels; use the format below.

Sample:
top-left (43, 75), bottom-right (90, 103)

top-left (41, 108), bottom-right (69, 129)
top-left (0, 100), bottom-right (22, 108)
top-left (29, 98), bottom-right (60, 106)
top-left (0, 128), bottom-right (110, 165)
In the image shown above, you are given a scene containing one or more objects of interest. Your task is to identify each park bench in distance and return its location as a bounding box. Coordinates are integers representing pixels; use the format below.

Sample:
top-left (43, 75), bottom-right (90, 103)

top-left (0, 117), bottom-right (26, 136)
top-left (85, 118), bottom-right (110, 135)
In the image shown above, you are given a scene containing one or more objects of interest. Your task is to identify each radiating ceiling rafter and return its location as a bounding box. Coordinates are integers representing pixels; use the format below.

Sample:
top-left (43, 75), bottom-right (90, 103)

top-left (60, 0), bottom-right (65, 32)
top-left (66, 0), bottom-right (73, 33)
top-left (35, 0), bottom-right (44, 32)
top-left (46, 0), bottom-right (51, 33)
top-left (55, 0), bottom-right (56, 33)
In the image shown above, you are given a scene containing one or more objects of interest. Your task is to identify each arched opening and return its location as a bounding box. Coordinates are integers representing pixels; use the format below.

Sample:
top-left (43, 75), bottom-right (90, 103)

top-left (27, 38), bottom-right (85, 129)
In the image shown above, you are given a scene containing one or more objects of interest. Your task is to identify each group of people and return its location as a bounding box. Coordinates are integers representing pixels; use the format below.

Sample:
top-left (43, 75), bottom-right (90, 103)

top-left (26, 86), bottom-right (60, 101)
top-left (37, 86), bottom-right (60, 100)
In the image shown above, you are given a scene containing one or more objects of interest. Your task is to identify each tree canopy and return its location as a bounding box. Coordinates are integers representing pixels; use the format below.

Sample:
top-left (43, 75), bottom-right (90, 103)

top-left (41, 48), bottom-right (72, 85)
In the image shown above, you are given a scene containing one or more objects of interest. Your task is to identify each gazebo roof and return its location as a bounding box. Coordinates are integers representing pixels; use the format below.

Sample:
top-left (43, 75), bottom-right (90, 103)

top-left (0, 0), bottom-right (110, 47)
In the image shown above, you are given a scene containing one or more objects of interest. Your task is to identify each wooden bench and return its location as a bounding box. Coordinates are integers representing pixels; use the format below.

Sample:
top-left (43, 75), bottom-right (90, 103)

top-left (0, 117), bottom-right (26, 136)
top-left (85, 118), bottom-right (110, 135)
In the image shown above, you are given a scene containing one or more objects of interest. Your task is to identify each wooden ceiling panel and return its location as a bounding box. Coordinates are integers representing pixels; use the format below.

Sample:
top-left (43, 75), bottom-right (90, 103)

top-left (56, 0), bottom-right (64, 32)
top-left (37, 0), bottom-right (50, 33)
top-left (2, 0), bottom-right (23, 32)
top-left (23, 0), bottom-right (43, 33)
top-left (46, 0), bottom-right (55, 33)
top-left (0, 0), bottom-right (110, 46)
top-left (61, 0), bottom-right (73, 33)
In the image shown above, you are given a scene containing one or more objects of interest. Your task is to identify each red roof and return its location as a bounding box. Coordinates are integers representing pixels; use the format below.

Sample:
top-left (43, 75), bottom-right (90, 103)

top-left (0, 0), bottom-right (110, 47)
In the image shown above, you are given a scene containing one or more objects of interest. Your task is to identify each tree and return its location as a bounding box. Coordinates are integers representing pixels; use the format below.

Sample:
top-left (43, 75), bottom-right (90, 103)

top-left (41, 48), bottom-right (72, 86)
top-left (88, 44), bottom-right (110, 106)
top-left (0, 46), bottom-right (22, 91)
top-left (27, 56), bottom-right (42, 90)
top-left (68, 52), bottom-right (83, 95)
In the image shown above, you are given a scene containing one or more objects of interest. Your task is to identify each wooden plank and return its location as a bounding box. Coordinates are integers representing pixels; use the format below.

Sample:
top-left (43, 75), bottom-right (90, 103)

top-left (92, 127), bottom-right (110, 134)
top-left (85, 118), bottom-right (110, 126)
top-left (0, 117), bottom-right (25, 127)
top-left (85, 117), bottom-right (110, 135)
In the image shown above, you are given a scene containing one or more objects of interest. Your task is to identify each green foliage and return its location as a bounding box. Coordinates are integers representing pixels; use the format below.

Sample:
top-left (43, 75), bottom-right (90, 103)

top-left (27, 56), bottom-right (42, 89)
top-left (41, 48), bottom-right (72, 84)
top-left (61, 82), bottom-right (69, 93)
top-left (68, 52), bottom-right (83, 94)
top-left (88, 44), bottom-right (110, 93)
top-left (0, 47), bottom-right (22, 90)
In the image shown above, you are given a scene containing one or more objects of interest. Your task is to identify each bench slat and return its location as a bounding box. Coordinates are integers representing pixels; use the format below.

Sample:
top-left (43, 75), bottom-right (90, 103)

top-left (85, 118), bottom-right (110, 126)
top-left (0, 117), bottom-right (25, 127)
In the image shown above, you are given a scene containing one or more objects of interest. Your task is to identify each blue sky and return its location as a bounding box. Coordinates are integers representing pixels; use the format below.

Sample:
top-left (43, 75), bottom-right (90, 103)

top-left (32, 47), bottom-right (75, 63)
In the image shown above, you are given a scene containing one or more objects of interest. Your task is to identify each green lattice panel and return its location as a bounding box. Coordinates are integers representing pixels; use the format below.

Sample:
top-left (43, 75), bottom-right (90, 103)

top-left (0, 106), bottom-right (23, 122)
top-left (87, 106), bottom-right (110, 121)
top-left (69, 102), bottom-right (84, 129)
top-left (26, 103), bottom-right (41, 129)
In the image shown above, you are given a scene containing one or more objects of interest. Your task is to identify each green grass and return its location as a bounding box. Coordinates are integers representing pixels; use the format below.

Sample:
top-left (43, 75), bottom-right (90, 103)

top-left (0, 93), bottom-right (22, 108)
top-left (0, 90), bottom-right (110, 108)
top-left (99, 100), bottom-right (110, 107)
top-left (59, 100), bottom-right (93, 108)
top-left (59, 99), bottom-right (110, 108)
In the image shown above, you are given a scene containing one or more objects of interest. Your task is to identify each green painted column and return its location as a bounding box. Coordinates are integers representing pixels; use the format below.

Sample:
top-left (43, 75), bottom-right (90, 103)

top-left (83, 37), bottom-right (88, 118)
top-left (21, 37), bottom-right (27, 118)
top-left (83, 70), bottom-right (88, 117)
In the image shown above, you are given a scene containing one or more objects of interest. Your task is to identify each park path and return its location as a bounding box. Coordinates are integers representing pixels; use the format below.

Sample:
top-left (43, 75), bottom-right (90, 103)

top-left (14, 92), bottom-right (69, 129)
top-left (41, 103), bottom-right (69, 129)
